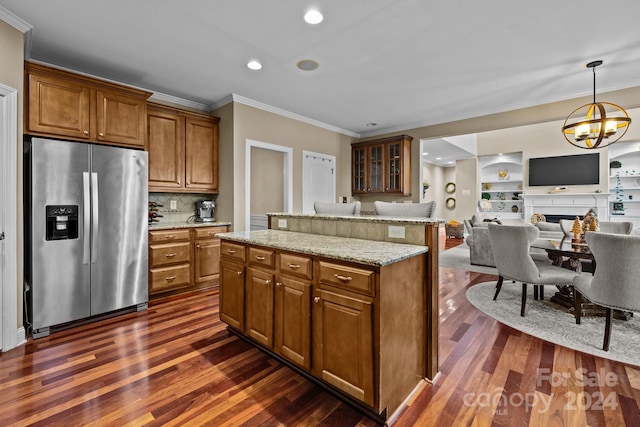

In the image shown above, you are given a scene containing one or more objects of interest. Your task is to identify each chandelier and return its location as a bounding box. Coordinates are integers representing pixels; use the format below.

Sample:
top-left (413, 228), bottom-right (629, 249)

top-left (562, 60), bottom-right (631, 149)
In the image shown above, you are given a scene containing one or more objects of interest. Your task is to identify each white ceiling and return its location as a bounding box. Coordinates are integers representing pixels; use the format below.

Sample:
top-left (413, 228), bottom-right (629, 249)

top-left (2, 0), bottom-right (640, 142)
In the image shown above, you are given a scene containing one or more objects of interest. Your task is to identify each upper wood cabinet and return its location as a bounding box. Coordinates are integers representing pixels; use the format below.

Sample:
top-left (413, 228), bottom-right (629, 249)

top-left (25, 62), bottom-right (150, 148)
top-left (147, 103), bottom-right (220, 193)
top-left (351, 134), bottom-right (412, 196)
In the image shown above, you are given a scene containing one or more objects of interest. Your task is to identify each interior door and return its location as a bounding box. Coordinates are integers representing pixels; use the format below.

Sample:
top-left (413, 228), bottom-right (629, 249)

top-left (90, 145), bottom-right (148, 315)
top-left (302, 151), bottom-right (336, 214)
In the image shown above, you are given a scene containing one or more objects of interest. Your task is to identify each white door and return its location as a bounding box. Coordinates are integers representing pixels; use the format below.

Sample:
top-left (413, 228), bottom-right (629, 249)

top-left (0, 95), bottom-right (4, 351)
top-left (302, 151), bottom-right (336, 214)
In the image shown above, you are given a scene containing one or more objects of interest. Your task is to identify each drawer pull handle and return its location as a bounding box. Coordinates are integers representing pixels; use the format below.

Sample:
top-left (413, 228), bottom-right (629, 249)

top-left (165, 275), bottom-right (177, 281)
top-left (334, 274), bottom-right (353, 282)
top-left (208, 232), bottom-right (215, 235)
top-left (255, 255), bottom-right (266, 261)
top-left (98, 132), bottom-right (104, 137)
top-left (288, 263), bottom-right (301, 269)
top-left (227, 249), bottom-right (236, 254)
top-left (313, 296), bottom-right (321, 303)
top-left (166, 235), bottom-right (176, 239)
top-left (166, 253), bottom-right (177, 258)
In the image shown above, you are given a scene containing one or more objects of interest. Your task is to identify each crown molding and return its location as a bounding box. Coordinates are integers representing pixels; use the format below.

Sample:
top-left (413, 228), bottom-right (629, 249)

top-left (148, 92), bottom-right (210, 112)
top-left (0, 6), bottom-right (33, 60)
top-left (213, 94), bottom-right (360, 138)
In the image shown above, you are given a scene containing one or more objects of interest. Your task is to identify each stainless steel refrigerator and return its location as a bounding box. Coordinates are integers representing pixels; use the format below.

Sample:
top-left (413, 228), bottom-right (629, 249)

top-left (25, 137), bottom-right (148, 338)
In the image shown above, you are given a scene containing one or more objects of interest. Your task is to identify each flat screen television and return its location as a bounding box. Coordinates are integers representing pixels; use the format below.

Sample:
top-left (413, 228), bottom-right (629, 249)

top-left (528, 153), bottom-right (599, 186)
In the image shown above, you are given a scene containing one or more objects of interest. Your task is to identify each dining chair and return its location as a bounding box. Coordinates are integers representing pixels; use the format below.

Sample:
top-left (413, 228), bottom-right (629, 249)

top-left (488, 223), bottom-right (581, 317)
top-left (573, 232), bottom-right (640, 351)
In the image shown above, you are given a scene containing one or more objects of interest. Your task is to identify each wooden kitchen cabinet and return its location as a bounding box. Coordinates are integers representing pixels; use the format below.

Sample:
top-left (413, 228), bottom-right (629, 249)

top-left (351, 134), bottom-right (412, 195)
top-left (193, 226), bottom-right (228, 288)
top-left (148, 230), bottom-right (192, 295)
top-left (217, 235), bottom-right (427, 422)
top-left (312, 288), bottom-right (374, 406)
top-left (149, 225), bottom-right (229, 298)
top-left (147, 103), bottom-right (219, 193)
top-left (275, 252), bottom-right (313, 370)
top-left (25, 62), bottom-right (150, 148)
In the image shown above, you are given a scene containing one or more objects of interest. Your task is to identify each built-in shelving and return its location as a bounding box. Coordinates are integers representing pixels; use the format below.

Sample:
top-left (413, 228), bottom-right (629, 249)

top-left (608, 141), bottom-right (640, 228)
top-left (478, 153), bottom-right (523, 219)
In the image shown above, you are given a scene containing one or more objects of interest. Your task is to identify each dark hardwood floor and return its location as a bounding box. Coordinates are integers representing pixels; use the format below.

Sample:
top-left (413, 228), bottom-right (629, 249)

top-left (2, 236), bottom-right (639, 426)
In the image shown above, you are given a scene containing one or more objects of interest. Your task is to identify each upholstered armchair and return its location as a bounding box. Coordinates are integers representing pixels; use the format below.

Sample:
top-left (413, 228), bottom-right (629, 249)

top-left (464, 219), bottom-right (496, 267)
top-left (573, 232), bottom-right (640, 351)
top-left (488, 223), bottom-right (581, 317)
top-left (313, 201), bottom-right (361, 215)
top-left (373, 200), bottom-right (436, 218)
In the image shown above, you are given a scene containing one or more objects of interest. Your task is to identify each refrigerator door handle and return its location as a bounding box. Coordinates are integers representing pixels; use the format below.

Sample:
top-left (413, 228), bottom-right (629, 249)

top-left (83, 172), bottom-right (91, 264)
top-left (91, 172), bottom-right (99, 263)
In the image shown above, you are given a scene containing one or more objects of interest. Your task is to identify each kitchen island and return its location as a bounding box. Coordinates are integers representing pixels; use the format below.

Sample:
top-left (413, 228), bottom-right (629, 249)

top-left (217, 229), bottom-right (431, 424)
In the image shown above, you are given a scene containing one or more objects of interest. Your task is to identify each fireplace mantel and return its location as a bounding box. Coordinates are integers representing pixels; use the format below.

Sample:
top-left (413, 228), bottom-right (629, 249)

top-left (521, 193), bottom-right (610, 222)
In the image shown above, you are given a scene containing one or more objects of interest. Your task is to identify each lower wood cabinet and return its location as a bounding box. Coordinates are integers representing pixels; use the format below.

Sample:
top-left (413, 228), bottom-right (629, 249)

top-left (312, 288), bottom-right (374, 406)
top-left (149, 225), bottom-right (229, 297)
top-left (218, 239), bottom-right (427, 422)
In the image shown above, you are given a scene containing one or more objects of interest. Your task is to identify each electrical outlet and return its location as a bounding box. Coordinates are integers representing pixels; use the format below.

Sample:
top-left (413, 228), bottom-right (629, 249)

top-left (388, 225), bottom-right (406, 239)
top-left (170, 200), bottom-right (177, 210)
top-left (278, 219), bottom-right (288, 228)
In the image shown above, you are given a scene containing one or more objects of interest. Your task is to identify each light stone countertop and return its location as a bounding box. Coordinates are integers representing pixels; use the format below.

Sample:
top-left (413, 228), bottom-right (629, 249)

top-left (217, 229), bottom-right (428, 267)
top-left (266, 212), bottom-right (444, 225)
top-left (149, 221), bottom-right (232, 231)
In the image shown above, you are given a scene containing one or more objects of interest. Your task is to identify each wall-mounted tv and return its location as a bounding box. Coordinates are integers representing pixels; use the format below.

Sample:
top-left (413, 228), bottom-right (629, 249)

top-left (528, 153), bottom-right (600, 186)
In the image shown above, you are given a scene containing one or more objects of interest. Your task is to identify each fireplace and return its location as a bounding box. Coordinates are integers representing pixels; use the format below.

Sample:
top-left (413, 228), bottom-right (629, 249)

top-left (521, 193), bottom-right (610, 223)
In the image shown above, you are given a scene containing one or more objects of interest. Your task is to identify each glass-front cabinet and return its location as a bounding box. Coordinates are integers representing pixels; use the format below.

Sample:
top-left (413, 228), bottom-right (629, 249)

top-left (608, 141), bottom-right (640, 228)
top-left (351, 134), bottom-right (412, 195)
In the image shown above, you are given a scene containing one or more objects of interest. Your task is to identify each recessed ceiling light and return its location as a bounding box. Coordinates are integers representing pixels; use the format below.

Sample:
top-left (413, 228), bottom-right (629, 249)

top-left (448, 161), bottom-right (454, 164)
top-left (304, 9), bottom-right (323, 24)
top-left (247, 60), bottom-right (262, 70)
top-left (436, 157), bottom-right (442, 160)
top-left (423, 152), bottom-right (429, 156)
top-left (297, 59), bottom-right (319, 71)
top-left (366, 122), bottom-right (377, 127)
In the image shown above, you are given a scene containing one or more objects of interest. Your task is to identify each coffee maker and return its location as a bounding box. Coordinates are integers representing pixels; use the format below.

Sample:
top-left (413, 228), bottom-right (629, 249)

top-left (195, 199), bottom-right (215, 222)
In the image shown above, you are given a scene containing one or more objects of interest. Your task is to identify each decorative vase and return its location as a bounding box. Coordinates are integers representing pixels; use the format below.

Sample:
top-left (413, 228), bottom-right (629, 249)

top-left (511, 205), bottom-right (518, 213)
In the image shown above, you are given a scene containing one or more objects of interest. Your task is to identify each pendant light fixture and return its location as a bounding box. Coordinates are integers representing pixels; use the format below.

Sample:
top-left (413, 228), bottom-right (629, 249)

top-left (562, 60), bottom-right (631, 149)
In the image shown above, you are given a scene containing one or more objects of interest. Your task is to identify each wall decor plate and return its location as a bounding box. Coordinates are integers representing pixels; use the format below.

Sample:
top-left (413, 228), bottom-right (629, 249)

top-left (445, 182), bottom-right (456, 193)
top-left (480, 199), bottom-right (492, 211)
top-left (446, 197), bottom-right (456, 209)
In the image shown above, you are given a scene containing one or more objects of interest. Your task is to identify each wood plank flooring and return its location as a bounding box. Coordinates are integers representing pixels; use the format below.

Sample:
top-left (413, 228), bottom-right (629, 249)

top-left (1, 236), bottom-right (639, 426)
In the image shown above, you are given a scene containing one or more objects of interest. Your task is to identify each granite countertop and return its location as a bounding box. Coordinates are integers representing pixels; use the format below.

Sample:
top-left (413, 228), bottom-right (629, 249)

top-left (217, 229), bottom-right (428, 267)
top-left (149, 221), bottom-right (232, 231)
top-left (266, 212), bottom-right (443, 225)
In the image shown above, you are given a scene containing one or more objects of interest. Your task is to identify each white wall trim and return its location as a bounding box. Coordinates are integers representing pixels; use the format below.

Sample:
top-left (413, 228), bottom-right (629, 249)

top-left (214, 94), bottom-right (360, 139)
top-left (0, 83), bottom-right (20, 351)
top-left (245, 139), bottom-right (293, 230)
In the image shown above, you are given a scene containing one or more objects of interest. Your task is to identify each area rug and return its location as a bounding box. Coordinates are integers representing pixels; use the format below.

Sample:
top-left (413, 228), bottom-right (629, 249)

top-left (466, 281), bottom-right (640, 366)
top-left (438, 243), bottom-right (498, 275)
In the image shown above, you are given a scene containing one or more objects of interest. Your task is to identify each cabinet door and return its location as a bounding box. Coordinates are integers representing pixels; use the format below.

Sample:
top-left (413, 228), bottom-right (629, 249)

top-left (352, 145), bottom-right (367, 194)
top-left (386, 141), bottom-right (402, 193)
top-left (312, 289), bottom-right (374, 406)
top-left (245, 267), bottom-right (275, 348)
top-left (185, 116), bottom-right (219, 193)
top-left (27, 73), bottom-right (91, 140)
top-left (96, 90), bottom-right (147, 147)
top-left (219, 261), bottom-right (245, 331)
top-left (368, 144), bottom-right (384, 193)
top-left (194, 238), bottom-right (221, 285)
top-left (275, 277), bottom-right (311, 369)
top-left (147, 106), bottom-right (185, 190)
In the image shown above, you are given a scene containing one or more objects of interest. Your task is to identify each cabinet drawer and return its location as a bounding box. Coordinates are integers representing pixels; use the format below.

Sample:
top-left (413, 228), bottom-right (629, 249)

top-left (318, 261), bottom-right (375, 297)
top-left (149, 229), bottom-right (190, 243)
top-left (248, 247), bottom-right (275, 269)
top-left (279, 252), bottom-right (313, 280)
top-left (221, 241), bottom-right (246, 262)
top-left (150, 242), bottom-right (191, 267)
top-left (194, 226), bottom-right (228, 240)
top-left (149, 264), bottom-right (191, 293)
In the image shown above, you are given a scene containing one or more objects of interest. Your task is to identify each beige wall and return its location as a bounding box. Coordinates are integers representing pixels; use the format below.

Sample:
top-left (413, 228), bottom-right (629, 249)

top-left (224, 102), bottom-right (355, 230)
top-left (250, 147), bottom-right (284, 213)
top-left (0, 20), bottom-right (25, 329)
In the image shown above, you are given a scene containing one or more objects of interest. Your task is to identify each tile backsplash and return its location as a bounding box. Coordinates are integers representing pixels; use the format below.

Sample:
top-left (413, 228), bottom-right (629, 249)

top-left (149, 193), bottom-right (217, 224)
